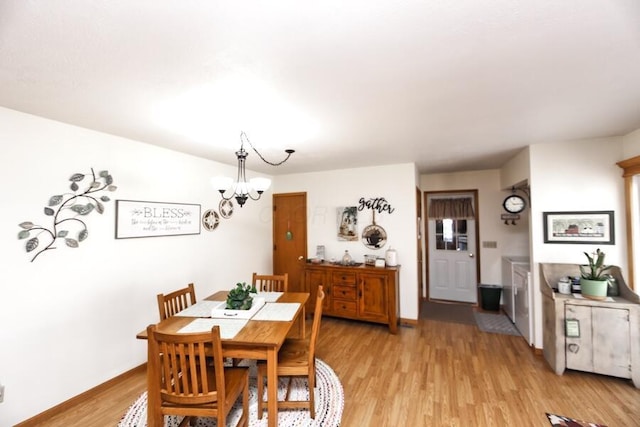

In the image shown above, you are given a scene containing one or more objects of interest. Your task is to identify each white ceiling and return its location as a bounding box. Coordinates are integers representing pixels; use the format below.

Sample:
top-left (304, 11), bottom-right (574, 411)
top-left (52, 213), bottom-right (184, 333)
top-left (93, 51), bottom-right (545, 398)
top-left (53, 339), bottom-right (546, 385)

top-left (1, 0), bottom-right (639, 175)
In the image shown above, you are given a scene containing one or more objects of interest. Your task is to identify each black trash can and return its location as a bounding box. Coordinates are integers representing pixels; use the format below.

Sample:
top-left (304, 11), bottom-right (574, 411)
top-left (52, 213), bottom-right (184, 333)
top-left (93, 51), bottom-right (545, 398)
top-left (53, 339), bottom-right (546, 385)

top-left (479, 284), bottom-right (502, 311)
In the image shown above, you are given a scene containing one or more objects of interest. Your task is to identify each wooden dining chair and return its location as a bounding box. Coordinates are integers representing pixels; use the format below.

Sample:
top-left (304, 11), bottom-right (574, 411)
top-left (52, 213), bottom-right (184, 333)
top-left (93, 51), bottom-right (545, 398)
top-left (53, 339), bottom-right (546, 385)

top-left (256, 285), bottom-right (325, 419)
top-left (146, 324), bottom-right (250, 427)
top-left (252, 273), bottom-right (289, 292)
top-left (157, 283), bottom-right (196, 321)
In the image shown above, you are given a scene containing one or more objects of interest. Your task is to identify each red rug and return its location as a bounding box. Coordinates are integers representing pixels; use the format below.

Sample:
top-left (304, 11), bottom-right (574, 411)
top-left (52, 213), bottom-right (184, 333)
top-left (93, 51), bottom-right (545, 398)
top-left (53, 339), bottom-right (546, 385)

top-left (546, 412), bottom-right (607, 427)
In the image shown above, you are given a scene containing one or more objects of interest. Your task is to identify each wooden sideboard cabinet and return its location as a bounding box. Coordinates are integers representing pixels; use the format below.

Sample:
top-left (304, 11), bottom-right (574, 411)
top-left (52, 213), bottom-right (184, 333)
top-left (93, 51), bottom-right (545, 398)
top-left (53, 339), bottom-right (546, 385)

top-left (303, 262), bottom-right (400, 334)
top-left (540, 263), bottom-right (640, 388)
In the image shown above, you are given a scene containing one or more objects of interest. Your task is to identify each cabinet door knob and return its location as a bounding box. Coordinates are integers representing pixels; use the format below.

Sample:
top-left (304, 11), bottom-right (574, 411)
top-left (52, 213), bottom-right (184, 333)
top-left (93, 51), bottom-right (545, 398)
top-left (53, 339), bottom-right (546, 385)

top-left (568, 343), bottom-right (579, 353)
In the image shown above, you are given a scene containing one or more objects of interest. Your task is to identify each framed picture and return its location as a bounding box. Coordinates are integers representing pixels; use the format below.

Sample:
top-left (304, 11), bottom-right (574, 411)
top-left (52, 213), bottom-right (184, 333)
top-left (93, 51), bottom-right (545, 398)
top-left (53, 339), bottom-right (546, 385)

top-left (115, 200), bottom-right (201, 239)
top-left (565, 318), bottom-right (580, 338)
top-left (542, 210), bottom-right (614, 244)
top-left (337, 206), bottom-right (358, 241)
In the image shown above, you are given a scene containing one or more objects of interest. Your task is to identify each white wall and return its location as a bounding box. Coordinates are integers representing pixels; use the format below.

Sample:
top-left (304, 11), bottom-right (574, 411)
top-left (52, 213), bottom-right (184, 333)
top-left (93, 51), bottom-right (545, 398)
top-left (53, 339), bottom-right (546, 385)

top-left (622, 127), bottom-right (640, 287)
top-left (420, 169), bottom-right (530, 288)
top-left (528, 137), bottom-right (627, 348)
top-left (500, 146), bottom-right (530, 190)
top-left (274, 163), bottom-right (420, 321)
top-left (623, 127), bottom-right (640, 158)
top-left (0, 108), bottom-right (273, 425)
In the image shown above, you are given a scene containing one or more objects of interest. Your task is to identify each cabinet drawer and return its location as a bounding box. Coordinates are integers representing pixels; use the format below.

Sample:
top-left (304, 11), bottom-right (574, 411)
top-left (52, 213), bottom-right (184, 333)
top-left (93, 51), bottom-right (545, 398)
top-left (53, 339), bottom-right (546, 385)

top-left (333, 285), bottom-right (357, 300)
top-left (332, 299), bottom-right (357, 316)
top-left (332, 272), bottom-right (356, 285)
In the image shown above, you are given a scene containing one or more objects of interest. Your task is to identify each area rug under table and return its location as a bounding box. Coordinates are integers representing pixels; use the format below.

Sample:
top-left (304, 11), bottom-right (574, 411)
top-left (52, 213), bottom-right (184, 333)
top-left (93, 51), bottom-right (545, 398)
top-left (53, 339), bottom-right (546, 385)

top-left (119, 358), bottom-right (344, 427)
top-left (473, 311), bottom-right (521, 336)
top-left (546, 412), bottom-right (608, 426)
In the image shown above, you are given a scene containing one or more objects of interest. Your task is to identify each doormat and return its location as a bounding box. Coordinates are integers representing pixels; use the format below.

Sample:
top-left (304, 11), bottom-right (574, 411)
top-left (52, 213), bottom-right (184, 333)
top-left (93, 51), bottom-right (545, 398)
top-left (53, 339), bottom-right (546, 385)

top-left (473, 311), bottom-right (520, 336)
top-left (421, 300), bottom-right (475, 325)
top-left (546, 412), bottom-right (607, 426)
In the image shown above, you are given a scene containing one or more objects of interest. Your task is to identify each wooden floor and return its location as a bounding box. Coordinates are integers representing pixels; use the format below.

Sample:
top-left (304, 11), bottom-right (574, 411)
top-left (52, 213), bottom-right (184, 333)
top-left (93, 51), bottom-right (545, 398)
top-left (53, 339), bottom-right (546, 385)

top-left (31, 314), bottom-right (640, 427)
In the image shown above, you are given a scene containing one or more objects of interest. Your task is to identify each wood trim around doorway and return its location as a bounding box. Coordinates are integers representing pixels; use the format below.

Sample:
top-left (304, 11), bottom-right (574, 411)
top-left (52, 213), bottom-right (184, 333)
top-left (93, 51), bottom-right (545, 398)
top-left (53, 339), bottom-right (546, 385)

top-left (423, 189), bottom-right (480, 303)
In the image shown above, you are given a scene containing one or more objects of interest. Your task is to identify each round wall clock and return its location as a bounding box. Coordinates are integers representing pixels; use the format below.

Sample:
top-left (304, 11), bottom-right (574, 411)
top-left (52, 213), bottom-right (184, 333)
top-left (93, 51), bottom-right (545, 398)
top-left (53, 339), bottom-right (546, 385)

top-left (202, 209), bottom-right (220, 231)
top-left (219, 199), bottom-right (234, 219)
top-left (503, 195), bottom-right (526, 214)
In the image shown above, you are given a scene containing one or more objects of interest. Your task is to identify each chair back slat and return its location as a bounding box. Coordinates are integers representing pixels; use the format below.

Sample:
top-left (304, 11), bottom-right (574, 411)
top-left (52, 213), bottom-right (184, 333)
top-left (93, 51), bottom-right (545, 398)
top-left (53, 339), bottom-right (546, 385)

top-left (157, 283), bottom-right (197, 320)
top-left (146, 323), bottom-right (249, 427)
top-left (252, 273), bottom-right (288, 292)
top-left (151, 326), bottom-right (220, 405)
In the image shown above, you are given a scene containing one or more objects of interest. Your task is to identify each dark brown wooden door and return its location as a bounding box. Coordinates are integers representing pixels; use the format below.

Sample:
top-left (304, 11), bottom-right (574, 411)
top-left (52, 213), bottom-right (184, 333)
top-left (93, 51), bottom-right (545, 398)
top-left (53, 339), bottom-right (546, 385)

top-left (273, 192), bottom-right (307, 293)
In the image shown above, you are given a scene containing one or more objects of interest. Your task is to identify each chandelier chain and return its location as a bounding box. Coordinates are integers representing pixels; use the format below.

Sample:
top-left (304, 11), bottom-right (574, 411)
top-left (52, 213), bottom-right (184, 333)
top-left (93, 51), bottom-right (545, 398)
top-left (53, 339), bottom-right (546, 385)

top-left (240, 131), bottom-right (293, 166)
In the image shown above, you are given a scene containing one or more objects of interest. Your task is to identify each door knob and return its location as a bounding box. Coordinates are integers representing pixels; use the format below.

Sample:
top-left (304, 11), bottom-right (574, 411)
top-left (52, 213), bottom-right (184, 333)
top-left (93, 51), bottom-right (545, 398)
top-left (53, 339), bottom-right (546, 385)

top-left (469, 253), bottom-right (474, 258)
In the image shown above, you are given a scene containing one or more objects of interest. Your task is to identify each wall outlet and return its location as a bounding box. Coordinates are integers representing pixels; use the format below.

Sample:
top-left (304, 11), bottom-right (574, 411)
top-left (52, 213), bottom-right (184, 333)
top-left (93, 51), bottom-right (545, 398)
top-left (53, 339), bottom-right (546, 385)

top-left (0, 383), bottom-right (4, 403)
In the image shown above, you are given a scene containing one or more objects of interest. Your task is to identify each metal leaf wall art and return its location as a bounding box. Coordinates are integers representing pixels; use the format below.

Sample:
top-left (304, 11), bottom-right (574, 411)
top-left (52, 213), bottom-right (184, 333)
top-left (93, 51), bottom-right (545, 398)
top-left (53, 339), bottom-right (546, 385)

top-left (18, 168), bottom-right (117, 262)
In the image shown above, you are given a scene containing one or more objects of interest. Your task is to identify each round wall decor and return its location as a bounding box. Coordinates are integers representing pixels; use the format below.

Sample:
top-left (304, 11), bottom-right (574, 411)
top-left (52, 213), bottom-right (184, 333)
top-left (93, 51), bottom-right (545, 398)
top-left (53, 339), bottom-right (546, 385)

top-left (361, 211), bottom-right (387, 249)
top-left (202, 209), bottom-right (220, 231)
top-left (219, 199), bottom-right (234, 219)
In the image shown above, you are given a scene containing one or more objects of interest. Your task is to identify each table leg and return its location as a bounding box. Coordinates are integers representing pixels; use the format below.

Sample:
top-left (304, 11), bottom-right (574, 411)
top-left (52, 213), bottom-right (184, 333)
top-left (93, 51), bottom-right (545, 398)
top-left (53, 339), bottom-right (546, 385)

top-left (267, 348), bottom-right (278, 427)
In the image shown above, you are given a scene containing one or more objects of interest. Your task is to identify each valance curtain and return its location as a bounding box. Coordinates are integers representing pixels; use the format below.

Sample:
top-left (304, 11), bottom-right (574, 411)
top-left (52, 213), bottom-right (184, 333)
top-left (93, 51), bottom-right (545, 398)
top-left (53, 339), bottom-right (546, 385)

top-left (428, 197), bottom-right (475, 219)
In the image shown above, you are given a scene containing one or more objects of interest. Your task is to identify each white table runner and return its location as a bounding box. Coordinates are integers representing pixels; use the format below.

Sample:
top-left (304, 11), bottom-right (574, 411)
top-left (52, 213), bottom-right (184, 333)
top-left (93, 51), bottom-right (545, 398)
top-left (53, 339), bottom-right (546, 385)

top-left (251, 302), bottom-right (300, 321)
top-left (175, 300), bottom-right (220, 317)
top-left (211, 298), bottom-right (265, 319)
top-left (177, 318), bottom-right (248, 339)
top-left (253, 291), bottom-right (284, 302)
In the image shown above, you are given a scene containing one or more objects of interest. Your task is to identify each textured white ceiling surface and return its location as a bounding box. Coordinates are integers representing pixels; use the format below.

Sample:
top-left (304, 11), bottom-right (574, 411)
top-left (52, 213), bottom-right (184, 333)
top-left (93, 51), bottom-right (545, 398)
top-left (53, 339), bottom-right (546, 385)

top-left (1, 0), bottom-right (639, 174)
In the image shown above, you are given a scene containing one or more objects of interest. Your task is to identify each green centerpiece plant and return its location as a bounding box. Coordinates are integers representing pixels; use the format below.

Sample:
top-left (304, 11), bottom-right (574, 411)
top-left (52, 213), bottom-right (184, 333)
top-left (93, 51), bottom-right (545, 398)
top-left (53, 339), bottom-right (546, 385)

top-left (226, 282), bottom-right (257, 310)
top-left (579, 248), bottom-right (612, 300)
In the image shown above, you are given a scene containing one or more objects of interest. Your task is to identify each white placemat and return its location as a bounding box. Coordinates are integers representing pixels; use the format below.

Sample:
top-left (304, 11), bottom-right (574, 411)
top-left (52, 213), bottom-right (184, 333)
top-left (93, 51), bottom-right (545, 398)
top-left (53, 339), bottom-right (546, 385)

top-left (251, 302), bottom-right (300, 321)
top-left (253, 291), bottom-right (284, 302)
top-left (175, 300), bottom-right (220, 317)
top-left (177, 318), bottom-right (248, 339)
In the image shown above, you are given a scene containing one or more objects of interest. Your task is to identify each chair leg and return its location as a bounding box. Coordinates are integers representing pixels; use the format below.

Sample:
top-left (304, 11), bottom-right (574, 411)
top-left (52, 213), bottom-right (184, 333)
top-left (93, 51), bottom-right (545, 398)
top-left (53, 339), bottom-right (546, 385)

top-left (257, 365), bottom-right (265, 420)
top-left (241, 372), bottom-right (249, 427)
top-left (284, 377), bottom-right (293, 401)
top-left (309, 371), bottom-right (316, 419)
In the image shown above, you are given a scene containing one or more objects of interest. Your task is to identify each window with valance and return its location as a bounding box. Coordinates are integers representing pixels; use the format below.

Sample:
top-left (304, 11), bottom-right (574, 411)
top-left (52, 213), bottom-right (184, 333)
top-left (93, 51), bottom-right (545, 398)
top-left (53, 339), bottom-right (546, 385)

top-left (428, 197), bottom-right (475, 251)
top-left (428, 197), bottom-right (476, 220)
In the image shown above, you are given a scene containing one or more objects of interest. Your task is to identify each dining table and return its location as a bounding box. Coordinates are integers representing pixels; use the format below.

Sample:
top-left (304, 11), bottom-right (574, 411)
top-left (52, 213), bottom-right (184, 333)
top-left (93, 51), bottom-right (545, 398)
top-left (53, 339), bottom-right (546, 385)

top-left (137, 290), bottom-right (310, 427)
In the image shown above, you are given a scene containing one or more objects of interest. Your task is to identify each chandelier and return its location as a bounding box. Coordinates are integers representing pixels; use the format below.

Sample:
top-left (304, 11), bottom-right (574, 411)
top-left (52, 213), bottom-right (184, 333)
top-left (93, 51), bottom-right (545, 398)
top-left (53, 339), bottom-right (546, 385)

top-left (211, 132), bottom-right (294, 208)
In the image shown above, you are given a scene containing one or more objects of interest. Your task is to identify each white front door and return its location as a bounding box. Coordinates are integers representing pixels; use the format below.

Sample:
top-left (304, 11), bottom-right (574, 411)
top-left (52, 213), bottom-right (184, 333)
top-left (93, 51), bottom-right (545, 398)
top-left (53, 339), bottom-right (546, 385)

top-left (427, 195), bottom-right (478, 303)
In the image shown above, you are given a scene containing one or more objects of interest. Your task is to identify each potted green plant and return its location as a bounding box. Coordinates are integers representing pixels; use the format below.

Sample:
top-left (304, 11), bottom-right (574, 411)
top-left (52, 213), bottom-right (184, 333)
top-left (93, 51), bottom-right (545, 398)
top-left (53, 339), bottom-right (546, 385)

top-left (225, 282), bottom-right (256, 310)
top-left (579, 248), bottom-right (612, 300)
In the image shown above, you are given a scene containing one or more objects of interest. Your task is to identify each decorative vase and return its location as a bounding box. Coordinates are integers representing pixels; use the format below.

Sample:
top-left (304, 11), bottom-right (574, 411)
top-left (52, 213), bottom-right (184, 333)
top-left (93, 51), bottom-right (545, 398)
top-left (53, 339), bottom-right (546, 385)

top-left (341, 250), bottom-right (353, 265)
top-left (580, 278), bottom-right (608, 300)
top-left (385, 247), bottom-right (398, 266)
